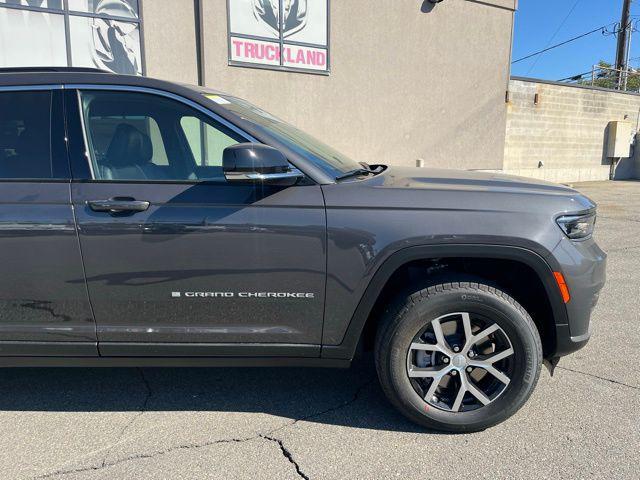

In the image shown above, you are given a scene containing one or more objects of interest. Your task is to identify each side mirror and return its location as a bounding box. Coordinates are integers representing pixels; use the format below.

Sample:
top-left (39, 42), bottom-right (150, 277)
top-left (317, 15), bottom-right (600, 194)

top-left (223, 143), bottom-right (304, 184)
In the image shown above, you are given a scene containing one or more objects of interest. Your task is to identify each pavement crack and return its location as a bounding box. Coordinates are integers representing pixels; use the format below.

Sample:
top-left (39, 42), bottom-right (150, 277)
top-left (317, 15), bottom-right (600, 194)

top-left (268, 376), bottom-right (376, 436)
top-left (34, 376), bottom-right (375, 479)
top-left (598, 215), bottom-right (640, 224)
top-left (557, 366), bottom-right (639, 390)
top-left (34, 436), bottom-right (257, 479)
top-left (606, 244), bottom-right (640, 253)
top-left (99, 368), bottom-right (153, 468)
top-left (260, 435), bottom-right (310, 480)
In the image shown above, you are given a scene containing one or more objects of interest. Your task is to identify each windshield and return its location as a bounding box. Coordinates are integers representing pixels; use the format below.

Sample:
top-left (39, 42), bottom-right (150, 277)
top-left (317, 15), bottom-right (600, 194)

top-left (202, 93), bottom-right (362, 178)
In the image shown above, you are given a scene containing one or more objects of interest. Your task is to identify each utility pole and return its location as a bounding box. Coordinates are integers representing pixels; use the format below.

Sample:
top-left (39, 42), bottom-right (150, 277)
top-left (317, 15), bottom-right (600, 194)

top-left (616, 0), bottom-right (633, 89)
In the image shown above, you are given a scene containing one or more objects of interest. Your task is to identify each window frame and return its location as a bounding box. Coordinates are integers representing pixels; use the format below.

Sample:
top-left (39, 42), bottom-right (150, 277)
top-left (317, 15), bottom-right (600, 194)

top-left (0, 0), bottom-right (145, 74)
top-left (69, 85), bottom-right (263, 185)
top-left (0, 84), bottom-right (71, 182)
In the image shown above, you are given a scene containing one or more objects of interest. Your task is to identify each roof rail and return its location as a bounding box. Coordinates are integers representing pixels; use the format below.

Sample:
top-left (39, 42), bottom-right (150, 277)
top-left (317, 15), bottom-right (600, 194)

top-left (0, 67), bottom-right (113, 74)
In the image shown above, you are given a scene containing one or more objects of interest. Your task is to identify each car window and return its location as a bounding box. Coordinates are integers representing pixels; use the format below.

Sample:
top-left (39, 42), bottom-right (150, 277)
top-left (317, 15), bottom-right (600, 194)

top-left (180, 116), bottom-right (239, 167)
top-left (84, 115), bottom-right (170, 167)
top-left (0, 91), bottom-right (55, 179)
top-left (79, 91), bottom-right (244, 181)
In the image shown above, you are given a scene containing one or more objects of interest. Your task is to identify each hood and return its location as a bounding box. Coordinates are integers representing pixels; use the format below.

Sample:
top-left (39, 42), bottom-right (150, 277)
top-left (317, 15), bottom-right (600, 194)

top-left (377, 166), bottom-right (577, 196)
top-left (323, 166), bottom-right (595, 214)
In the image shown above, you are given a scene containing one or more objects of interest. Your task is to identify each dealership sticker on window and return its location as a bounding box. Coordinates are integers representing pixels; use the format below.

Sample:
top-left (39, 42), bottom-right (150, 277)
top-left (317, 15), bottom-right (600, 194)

top-left (227, 0), bottom-right (329, 74)
top-left (205, 94), bottom-right (231, 105)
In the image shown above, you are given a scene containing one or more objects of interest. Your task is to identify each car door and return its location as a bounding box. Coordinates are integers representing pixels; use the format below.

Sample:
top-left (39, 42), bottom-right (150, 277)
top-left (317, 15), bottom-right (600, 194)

top-left (66, 87), bottom-right (327, 357)
top-left (0, 87), bottom-right (96, 356)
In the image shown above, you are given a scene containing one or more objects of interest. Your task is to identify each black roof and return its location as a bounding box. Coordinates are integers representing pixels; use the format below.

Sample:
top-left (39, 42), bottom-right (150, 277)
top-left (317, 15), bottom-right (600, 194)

top-left (0, 67), bottom-right (187, 91)
top-left (0, 67), bottom-right (112, 74)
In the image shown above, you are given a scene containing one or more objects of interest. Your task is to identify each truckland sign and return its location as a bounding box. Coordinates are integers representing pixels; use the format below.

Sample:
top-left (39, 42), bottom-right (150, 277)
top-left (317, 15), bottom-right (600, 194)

top-left (228, 0), bottom-right (329, 73)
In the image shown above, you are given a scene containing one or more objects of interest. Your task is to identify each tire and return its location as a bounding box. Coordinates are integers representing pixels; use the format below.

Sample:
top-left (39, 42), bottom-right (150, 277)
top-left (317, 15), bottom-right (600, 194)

top-left (375, 281), bottom-right (542, 433)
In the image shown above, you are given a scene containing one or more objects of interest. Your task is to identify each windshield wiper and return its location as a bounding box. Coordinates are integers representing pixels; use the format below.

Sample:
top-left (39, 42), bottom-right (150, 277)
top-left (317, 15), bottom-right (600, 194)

top-left (335, 168), bottom-right (375, 182)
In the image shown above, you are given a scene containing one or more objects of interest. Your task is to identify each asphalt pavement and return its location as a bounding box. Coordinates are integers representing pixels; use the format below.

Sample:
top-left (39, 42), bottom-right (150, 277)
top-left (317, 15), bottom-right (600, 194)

top-left (1, 180), bottom-right (638, 479)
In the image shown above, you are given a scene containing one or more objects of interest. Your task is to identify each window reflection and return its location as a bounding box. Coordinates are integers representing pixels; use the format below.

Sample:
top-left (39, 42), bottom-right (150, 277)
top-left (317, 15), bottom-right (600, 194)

top-left (0, 0), bottom-right (142, 74)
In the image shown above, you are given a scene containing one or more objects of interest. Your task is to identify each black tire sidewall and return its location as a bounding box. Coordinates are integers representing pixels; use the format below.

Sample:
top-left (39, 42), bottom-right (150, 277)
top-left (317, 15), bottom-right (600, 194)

top-left (380, 285), bottom-right (541, 432)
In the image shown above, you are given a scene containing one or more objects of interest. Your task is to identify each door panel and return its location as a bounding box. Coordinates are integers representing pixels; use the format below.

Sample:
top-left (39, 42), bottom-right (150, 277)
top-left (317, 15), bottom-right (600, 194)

top-left (0, 184), bottom-right (96, 347)
top-left (72, 182), bottom-right (326, 347)
top-left (0, 89), bottom-right (96, 353)
top-left (68, 88), bottom-right (327, 353)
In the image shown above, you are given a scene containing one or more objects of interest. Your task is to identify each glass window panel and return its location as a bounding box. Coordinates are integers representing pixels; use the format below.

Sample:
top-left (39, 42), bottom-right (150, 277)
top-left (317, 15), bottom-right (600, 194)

top-left (180, 117), bottom-right (239, 167)
top-left (0, 8), bottom-right (67, 67)
top-left (68, 15), bottom-right (141, 74)
top-left (285, 0), bottom-right (327, 46)
top-left (79, 91), bottom-right (243, 182)
top-left (84, 115), bottom-right (169, 170)
top-left (0, 1), bottom-right (63, 9)
top-left (229, 0), bottom-right (279, 40)
top-left (0, 91), bottom-right (54, 180)
top-left (68, 0), bottom-right (138, 19)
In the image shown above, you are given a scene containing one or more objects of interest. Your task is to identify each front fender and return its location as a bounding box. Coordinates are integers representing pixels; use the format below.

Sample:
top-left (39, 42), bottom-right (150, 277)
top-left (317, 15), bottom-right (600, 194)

top-left (321, 243), bottom-right (568, 360)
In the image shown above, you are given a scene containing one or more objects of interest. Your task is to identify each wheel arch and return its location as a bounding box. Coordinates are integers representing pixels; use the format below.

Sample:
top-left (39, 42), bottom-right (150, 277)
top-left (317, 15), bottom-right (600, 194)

top-left (321, 244), bottom-right (568, 361)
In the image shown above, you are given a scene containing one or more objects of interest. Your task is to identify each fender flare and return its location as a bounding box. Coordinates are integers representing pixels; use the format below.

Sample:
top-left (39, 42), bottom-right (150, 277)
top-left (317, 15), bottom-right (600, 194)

top-left (321, 243), bottom-right (568, 360)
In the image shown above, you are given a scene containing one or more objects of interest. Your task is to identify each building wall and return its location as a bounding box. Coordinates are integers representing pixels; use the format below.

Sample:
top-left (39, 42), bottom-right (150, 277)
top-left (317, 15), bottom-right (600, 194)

top-left (503, 78), bottom-right (640, 183)
top-left (184, 0), bottom-right (516, 170)
top-left (142, 0), bottom-right (199, 84)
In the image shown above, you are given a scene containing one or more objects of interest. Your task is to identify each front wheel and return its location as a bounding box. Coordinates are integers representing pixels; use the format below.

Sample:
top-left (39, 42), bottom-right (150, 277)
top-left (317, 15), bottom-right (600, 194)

top-left (375, 282), bottom-right (542, 432)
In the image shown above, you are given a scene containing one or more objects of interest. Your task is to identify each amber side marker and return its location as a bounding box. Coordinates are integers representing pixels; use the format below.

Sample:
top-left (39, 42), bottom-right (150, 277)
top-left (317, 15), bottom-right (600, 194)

top-left (553, 272), bottom-right (571, 303)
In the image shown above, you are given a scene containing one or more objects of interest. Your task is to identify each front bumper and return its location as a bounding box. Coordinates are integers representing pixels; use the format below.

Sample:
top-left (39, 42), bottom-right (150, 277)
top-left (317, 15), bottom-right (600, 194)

top-left (551, 236), bottom-right (607, 357)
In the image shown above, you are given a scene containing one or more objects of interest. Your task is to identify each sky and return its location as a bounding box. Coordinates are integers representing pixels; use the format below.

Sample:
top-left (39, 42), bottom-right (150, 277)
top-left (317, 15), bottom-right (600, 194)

top-left (512, 0), bottom-right (640, 81)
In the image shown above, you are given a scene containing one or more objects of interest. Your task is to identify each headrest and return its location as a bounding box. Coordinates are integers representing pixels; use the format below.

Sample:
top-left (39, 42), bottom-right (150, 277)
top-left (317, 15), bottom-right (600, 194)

top-left (105, 123), bottom-right (153, 168)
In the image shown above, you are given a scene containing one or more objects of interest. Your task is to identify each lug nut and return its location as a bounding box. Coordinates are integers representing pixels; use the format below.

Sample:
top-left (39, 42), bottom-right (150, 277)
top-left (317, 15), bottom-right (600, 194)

top-left (466, 367), bottom-right (473, 373)
top-left (468, 351), bottom-right (475, 358)
top-left (453, 346), bottom-right (460, 352)
top-left (443, 357), bottom-right (450, 364)
top-left (450, 370), bottom-right (457, 376)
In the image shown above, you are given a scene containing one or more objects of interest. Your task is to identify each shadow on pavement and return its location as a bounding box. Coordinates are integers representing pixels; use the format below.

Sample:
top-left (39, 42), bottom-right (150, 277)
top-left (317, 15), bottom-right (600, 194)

top-left (0, 356), bottom-right (431, 434)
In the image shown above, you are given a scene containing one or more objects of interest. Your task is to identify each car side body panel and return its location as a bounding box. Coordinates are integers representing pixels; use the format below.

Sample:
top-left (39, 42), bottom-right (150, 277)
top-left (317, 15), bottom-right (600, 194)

top-left (0, 183), bottom-right (97, 351)
top-left (0, 72), bottom-right (607, 367)
top-left (0, 86), bottom-right (96, 356)
top-left (320, 168), bottom-right (605, 359)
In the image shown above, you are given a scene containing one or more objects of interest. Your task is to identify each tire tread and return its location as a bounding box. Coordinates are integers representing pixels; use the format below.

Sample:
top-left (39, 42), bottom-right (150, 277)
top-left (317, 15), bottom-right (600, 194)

top-left (374, 281), bottom-right (543, 432)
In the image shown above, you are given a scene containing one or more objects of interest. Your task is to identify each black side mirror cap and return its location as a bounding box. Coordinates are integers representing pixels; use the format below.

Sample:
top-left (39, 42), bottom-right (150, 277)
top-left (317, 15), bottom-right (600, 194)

top-left (223, 143), bottom-right (288, 174)
top-left (223, 143), bottom-right (303, 184)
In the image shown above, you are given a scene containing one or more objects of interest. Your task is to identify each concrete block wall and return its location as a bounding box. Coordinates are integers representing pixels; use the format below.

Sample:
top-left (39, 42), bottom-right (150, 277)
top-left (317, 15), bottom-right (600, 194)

top-left (502, 78), bottom-right (640, 183)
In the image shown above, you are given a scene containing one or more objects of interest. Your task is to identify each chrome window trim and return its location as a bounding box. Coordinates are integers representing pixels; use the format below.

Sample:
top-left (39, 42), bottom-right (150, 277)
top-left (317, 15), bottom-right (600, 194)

top-left (0, 84), bottom-right (64, 91)
top-left (68, 84), bottom-right (256, 142)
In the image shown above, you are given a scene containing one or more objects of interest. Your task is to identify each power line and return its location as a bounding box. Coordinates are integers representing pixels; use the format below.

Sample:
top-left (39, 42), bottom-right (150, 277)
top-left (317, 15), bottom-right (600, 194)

top-left (557, 70), bottom-right (594, 82)
top-left (512, 23), bottom-right (617, 65)
top-left (524, 0), bottom-right (583, 74)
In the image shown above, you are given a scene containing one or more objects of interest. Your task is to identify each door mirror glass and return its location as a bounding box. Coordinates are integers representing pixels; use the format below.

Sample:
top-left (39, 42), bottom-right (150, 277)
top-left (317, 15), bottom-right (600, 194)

top-left (223, 143), bottom-right (303, 184)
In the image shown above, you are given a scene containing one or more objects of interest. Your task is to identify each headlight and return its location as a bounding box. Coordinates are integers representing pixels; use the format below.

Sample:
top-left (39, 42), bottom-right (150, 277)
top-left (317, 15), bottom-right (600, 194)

top-left (556, 212), bottom-right (596, 240)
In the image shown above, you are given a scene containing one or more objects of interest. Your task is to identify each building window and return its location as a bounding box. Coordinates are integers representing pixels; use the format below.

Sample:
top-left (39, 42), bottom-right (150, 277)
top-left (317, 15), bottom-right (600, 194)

top-left (228, 0), bottom-right (330, 74)
top-left (0, 0), bottom-right (143, 75)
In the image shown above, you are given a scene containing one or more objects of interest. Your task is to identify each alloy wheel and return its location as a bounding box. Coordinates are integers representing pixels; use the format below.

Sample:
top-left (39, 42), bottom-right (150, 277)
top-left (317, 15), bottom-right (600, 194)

top-left (406, 312), bottom-right (515, 412)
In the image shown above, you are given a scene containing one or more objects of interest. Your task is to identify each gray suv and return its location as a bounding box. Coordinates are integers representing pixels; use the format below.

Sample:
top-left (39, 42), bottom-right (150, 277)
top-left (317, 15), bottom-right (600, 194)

top-left (0, 68), bottom-right (606, 432)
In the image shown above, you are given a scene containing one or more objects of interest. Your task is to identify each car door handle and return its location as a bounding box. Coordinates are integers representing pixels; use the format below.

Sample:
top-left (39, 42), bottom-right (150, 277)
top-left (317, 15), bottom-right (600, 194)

top-left (87, 198), bottom-right (150, 214)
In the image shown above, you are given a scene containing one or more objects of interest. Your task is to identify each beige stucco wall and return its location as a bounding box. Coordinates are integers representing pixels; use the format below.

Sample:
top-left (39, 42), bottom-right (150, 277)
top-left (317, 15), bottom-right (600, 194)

top-left (185, 0), bottom-right (516, 170)
top-left (142, 0), bottom-right (199, 84)
top-left (503, 79), bottom-right (640, 183)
